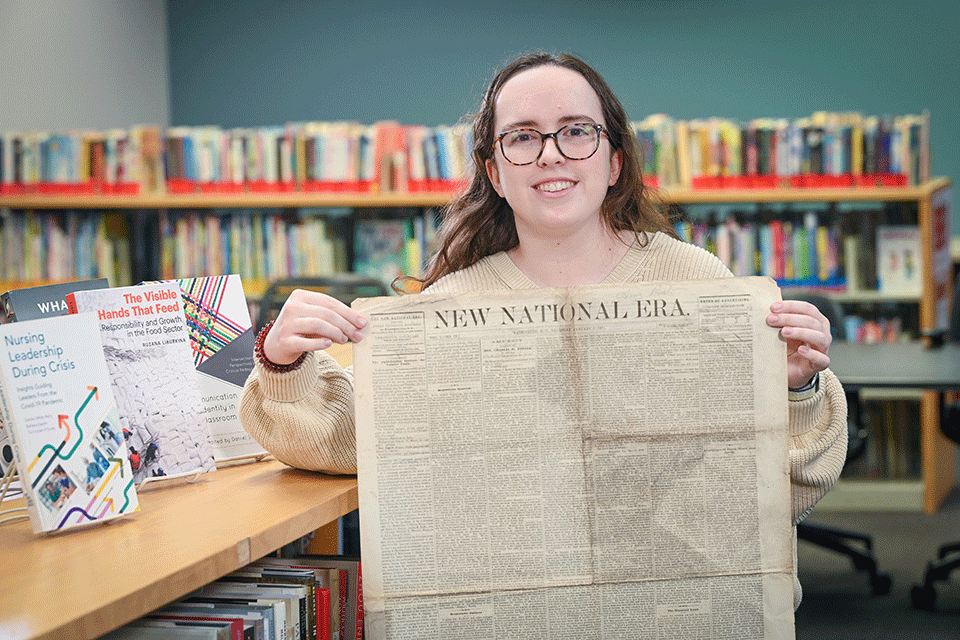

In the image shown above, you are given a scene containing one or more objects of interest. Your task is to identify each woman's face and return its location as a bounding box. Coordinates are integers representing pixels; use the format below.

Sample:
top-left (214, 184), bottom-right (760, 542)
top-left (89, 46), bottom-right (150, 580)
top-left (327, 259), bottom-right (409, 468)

top-left (486, 65), bottom-right (621, 242)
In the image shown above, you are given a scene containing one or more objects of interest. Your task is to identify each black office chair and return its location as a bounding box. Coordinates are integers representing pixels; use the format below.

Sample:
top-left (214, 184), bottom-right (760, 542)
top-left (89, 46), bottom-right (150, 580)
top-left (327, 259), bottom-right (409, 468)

top-left (254, 274), bottom-right (391, 332)
top-left (784, 291), bottom-right (892, 596)
top-left (910, 279), bottom-right (960, 611)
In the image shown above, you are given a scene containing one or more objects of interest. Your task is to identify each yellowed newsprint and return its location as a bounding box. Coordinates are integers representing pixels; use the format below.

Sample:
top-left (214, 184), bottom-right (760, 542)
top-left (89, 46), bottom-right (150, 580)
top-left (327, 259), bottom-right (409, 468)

top-left (353, 276), bottom-right (793, 640)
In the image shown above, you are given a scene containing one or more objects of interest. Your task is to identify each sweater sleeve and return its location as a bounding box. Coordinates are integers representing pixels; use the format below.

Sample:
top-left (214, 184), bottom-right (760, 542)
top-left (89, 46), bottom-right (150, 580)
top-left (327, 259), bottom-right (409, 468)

top-left (239, 350), bottom-right (358, 474)
top-left (788, 367), bottom-right (848, 523)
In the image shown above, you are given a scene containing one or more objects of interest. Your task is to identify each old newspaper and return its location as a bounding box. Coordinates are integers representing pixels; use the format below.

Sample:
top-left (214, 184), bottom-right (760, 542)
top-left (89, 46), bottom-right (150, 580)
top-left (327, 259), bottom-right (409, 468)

top-left (353, 276), bottom-right (794, 640)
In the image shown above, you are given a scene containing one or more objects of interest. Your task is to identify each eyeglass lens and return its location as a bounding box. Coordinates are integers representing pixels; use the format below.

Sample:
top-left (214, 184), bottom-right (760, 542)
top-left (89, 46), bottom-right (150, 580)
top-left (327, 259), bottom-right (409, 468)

top-left (500, 124), bottom-right (600, 164)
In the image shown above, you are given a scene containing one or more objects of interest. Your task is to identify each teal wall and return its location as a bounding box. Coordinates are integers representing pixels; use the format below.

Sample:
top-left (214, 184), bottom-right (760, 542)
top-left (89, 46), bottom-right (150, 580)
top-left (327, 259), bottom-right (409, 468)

top-left (167, 0), bottom-right (960, 226)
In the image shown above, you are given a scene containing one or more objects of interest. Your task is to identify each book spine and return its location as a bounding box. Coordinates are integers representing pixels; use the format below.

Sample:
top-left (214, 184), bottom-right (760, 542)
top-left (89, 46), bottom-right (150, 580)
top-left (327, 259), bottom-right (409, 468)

top-left (354, 563), bottom-right (362, 640)
top-left (337, 569), bottom-right (346, 640)
top-left (318, 588), bottom-right (331, 640)
top-left (64, 292), bottom-right (79, 315)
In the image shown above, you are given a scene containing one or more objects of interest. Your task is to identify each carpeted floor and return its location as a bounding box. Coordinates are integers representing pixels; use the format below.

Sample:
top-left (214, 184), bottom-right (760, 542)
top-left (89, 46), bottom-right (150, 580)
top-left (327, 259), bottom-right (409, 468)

top-left (794, 488), bottom-right (960, 639)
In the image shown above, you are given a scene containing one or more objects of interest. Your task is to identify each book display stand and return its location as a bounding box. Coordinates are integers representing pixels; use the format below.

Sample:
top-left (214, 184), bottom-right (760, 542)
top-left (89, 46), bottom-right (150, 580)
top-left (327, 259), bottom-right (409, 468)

top-left (0, 451), bottom-right (279, 505)
top-left (136, 467), bottom-right (203, 490)
top-left (207, 450), bottom-right (273, 466)
top-left (0, 461), bottom-right (26, 525)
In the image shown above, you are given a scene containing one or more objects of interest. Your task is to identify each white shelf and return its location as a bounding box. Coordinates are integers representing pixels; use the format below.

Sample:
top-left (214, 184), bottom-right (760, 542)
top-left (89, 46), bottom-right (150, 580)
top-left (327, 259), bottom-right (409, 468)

top-left (814, 479), bottom-right (925, 512)
top-left (858, 388), bottom-right (926, 401)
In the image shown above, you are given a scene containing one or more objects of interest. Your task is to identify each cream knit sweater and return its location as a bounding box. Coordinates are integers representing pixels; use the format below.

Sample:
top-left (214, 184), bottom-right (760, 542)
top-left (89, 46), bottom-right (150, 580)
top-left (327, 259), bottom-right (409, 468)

top-left (239, 231), bottom-right (848, 609)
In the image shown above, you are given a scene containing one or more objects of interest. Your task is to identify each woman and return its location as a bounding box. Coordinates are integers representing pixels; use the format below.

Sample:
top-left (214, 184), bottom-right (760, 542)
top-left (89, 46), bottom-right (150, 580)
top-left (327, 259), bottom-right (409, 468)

top-left (240, 52), bottom-right (846, 609)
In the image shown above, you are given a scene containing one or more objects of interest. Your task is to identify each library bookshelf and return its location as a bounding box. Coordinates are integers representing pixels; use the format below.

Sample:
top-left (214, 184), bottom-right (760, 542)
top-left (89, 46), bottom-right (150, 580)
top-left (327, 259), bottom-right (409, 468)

top-left (0, 190), bottom-right (454, 211)
top-left (0, 179), bottom-right (946, 210)
top-left (0, 457), bottom-right (358, 640)
top-left (671, 177), bottom-right (955, 514)
top-left (0, 177), bottom-right (954, 513)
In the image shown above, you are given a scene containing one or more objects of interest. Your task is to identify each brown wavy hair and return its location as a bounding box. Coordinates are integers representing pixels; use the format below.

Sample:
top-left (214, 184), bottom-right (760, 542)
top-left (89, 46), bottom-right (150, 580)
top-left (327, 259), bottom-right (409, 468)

top-left (406, 51), bottom-right (677, 292)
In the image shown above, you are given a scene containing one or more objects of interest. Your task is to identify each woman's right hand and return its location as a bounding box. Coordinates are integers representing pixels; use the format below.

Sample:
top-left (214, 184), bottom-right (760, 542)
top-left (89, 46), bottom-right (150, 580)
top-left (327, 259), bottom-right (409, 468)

top-left (262, 289), bottom-right (367, 365)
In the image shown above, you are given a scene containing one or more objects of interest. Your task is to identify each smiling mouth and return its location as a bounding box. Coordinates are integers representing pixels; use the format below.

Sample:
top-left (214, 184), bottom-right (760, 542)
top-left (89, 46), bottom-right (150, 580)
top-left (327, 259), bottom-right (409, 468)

top-left (535, 180), bottom-right (575, 193)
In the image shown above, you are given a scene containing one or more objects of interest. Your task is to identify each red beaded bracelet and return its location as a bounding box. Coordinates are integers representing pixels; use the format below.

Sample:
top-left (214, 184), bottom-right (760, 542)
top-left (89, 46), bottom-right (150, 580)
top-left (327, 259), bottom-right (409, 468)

top-left (254, 321), bottom-right (308, 373)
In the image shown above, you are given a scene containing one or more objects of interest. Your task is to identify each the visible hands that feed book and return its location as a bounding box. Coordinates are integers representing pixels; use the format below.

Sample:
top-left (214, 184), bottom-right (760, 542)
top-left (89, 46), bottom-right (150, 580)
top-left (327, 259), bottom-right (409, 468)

top-left (65, 282), bottom-right (217, 483)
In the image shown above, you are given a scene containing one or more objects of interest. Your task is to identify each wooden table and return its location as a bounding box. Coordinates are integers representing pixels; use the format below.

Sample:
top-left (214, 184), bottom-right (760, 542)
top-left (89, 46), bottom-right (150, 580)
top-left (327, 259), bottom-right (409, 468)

top-left (0, 459), bottom-right (358, 640)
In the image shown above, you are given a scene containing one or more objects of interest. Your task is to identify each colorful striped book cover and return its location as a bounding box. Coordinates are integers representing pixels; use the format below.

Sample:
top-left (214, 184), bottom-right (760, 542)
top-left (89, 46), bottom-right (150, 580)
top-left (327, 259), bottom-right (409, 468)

top-left (165, 274), bottom-right (264, 461)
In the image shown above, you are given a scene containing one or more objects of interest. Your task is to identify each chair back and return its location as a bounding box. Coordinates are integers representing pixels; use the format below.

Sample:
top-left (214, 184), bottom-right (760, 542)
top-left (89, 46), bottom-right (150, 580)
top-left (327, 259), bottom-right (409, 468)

top-left (944, 277), bottom-right (960, 445)
top-left (254, 275), bottom-right (391, 332)
top-left (782, 290), bottom-right (848, 342)
top-left (782, 290), bottom-right (866, 460)
top-left (950, 277), bottom-right (960, 345)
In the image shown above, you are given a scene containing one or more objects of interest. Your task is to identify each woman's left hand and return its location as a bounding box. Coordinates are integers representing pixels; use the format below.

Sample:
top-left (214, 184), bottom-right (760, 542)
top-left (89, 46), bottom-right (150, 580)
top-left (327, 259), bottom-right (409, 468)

top-left (767, 300), bottom-right (832, 389)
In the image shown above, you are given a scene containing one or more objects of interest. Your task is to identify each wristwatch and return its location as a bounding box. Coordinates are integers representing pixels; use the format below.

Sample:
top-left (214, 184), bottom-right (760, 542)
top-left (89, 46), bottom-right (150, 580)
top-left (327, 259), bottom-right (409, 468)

top-left (788, 372), bottom-right (820, 399)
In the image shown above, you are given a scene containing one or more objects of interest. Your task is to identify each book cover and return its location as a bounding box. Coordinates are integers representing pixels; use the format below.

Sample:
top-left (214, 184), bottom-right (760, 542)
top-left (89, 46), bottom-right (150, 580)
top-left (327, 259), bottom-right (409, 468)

top-left (0, 278), bottom-right (111, 476)
top-left (876, 225), bottom-right (922, 296)
top-left (1, 278), bottom-right (109, 323)
top-left (153, 275), bottom-right (264, 461)
top-left (0, 313), bottom-right (138, 534)
top-left (65, 282), bottom-right (216, 483)
top-left (353, 218), bottom-right (412, 287)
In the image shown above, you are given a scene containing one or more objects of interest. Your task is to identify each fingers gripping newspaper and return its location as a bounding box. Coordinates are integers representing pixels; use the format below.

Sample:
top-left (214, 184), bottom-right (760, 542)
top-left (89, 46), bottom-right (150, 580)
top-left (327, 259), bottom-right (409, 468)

top-left (352, 276), bottom-right (794, 640)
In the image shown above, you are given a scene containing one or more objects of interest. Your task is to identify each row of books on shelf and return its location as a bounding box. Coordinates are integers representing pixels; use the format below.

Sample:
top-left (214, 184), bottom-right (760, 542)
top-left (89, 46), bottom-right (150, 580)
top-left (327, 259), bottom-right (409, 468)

top-left (0, 209), bottom-right (131, 285)
top-left (0, 125), bottom-right (165, 195)
top-left (842, 315), bottom-right (909, 344)
top-left (842, 398), bottom-right (922, 481)
top-left (159, 210), bottom-right (348, 284)
top-left (0, 207), bottom-right (437, 291)
top-left (636, 110), bottom-right (930, 189)
top-left (0, 275), bottom-right (266, 534)
top-left (0, 110), bottom-right (931, 197)
top-left (0, 121), bottom-right (470, 196)
top-left (0, 205), bottom-right (917, 298)
top-left (158, 210), bottom-right (435, 287)
top-left (163, 121), bottom-right (473, 196)
top-left (100, 555), bottom-right (363, 640)
top-left (677, 212), bottom-right (841, 287)
top-left (676, 209), bottom-right (922, 295)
